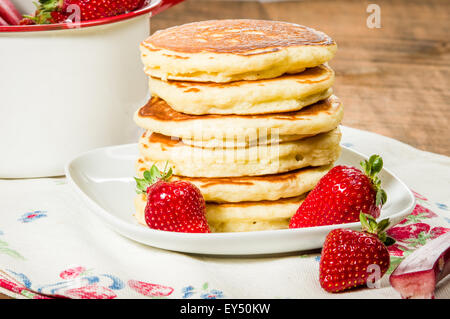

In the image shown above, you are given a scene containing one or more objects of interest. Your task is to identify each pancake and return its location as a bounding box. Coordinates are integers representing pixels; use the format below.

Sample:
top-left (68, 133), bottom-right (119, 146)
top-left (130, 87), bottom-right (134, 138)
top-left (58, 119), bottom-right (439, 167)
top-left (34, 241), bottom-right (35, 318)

top-left (137, 129), bottom-right (341, 177)
top-left (136, 163), bottom-right (331, 202)
top-left (181, 132), bottom-right (315, 148)
top-left (140, 19), bottom-right (337, 83)
top-left (134, 194), bottom-right (305, 232)
top-left (147, 65), bottom-right (334, 115)
top-left (134, 95), bottom-right (344, 142)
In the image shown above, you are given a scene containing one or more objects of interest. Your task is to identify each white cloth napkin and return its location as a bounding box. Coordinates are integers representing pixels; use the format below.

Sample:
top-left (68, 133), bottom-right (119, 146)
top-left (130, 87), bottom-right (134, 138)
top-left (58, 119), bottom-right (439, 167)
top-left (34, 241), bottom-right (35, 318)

top-left (0, 126), bottom-right (449, 299)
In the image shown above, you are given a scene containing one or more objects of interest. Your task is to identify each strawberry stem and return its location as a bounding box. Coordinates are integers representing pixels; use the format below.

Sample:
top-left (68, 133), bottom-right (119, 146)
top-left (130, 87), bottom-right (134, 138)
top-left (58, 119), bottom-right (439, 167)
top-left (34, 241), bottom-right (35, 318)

top-left (360, 154), bottom-right (387, 207)
top-left (28, 0), bottom-right (63, 24)
top-left (360, 212), bottom-right (395, 246)
top-left (135, 163), bottom-right (172, 194)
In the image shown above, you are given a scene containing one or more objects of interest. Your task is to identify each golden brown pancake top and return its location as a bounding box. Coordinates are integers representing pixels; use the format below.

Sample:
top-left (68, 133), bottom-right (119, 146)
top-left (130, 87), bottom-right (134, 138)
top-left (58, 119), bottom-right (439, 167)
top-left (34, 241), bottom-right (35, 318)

top-left (160, 65), bottom-right (333, 90)
top-left (138, 96), bottom-right (340, 122)
top-left (143, 19), bottom-right (335, 55)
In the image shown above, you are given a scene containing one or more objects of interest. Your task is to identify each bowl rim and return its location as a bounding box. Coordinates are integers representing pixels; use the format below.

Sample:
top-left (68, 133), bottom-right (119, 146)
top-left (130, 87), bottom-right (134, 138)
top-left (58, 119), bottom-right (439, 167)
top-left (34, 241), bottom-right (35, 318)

top-left (0, 0), bottom-right (161, 33)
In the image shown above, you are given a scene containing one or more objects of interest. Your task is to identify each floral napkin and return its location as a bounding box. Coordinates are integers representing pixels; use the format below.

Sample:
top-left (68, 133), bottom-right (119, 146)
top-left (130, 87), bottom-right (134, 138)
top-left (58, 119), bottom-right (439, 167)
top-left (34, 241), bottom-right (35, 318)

top-left (0, 126), bottom-right (449, 299)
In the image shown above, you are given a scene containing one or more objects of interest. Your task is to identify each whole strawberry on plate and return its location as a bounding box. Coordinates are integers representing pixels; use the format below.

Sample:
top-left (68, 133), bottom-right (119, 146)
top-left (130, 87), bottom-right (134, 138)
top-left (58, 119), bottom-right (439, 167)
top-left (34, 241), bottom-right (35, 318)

top-left (20, 0), bottom-right (145, 24)
top-left (289, 154), bottom-right (387, 228)
top-left (319, 213), bottom-right (394, 293)
top-left (135, 164), bottom-right (210, 233)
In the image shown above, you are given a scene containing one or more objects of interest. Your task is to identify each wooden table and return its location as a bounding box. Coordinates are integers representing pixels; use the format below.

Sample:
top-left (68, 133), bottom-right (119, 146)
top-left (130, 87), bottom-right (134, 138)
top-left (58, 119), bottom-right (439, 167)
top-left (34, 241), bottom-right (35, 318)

top-left (151, 0), bottom-right (450, 156)
top-left (1, 0), bottom-right (448, 300)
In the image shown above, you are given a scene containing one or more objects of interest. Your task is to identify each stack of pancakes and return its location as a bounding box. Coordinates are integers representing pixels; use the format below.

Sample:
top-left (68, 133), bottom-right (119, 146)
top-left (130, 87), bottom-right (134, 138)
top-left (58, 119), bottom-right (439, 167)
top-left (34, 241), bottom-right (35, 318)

top-left (133, 20), bottom-right (343, 232)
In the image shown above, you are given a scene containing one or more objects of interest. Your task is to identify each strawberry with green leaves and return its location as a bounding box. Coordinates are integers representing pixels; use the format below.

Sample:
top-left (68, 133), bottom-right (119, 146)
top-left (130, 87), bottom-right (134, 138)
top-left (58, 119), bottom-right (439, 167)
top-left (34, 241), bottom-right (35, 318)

top-left (135, 164), bottom-right (210, 234)
top-left (319, 213), bottom-right (394, 293)
top-left (289, 154), bottom-right (387, 228)
top-left (21, 0), bottom-right (145, 24)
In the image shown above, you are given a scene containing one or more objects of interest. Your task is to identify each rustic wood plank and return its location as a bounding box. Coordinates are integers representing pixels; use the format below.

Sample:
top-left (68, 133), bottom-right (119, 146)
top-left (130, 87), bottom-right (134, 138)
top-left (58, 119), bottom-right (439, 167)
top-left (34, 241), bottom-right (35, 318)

top-left (151, 0), bottom-right (450, 156)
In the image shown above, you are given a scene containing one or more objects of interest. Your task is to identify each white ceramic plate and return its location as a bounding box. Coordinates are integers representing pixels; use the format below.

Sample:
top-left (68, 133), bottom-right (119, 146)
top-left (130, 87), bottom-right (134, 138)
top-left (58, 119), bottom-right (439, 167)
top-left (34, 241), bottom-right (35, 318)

top-left (65, 144), bottom-right (415, 255)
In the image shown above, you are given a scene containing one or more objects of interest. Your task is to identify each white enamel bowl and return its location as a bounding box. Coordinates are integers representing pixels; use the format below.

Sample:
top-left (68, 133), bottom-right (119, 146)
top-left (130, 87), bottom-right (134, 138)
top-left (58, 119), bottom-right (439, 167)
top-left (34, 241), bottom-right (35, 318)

top-left (0, 0), bottom-right (181, 178)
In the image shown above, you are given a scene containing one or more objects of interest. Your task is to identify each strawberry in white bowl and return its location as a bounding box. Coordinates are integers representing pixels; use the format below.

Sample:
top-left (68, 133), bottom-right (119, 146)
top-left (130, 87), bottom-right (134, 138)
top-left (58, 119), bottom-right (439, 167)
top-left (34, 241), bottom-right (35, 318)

top-left (20, 0), bottom-right (147, 24)
top-left (0, 0), bottom-right (184, 178)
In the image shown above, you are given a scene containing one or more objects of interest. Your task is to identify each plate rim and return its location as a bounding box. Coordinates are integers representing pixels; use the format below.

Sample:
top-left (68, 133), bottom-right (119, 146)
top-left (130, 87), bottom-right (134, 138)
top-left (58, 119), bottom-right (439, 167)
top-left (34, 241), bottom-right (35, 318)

top-left (64, 143), bottom-right (416, 242)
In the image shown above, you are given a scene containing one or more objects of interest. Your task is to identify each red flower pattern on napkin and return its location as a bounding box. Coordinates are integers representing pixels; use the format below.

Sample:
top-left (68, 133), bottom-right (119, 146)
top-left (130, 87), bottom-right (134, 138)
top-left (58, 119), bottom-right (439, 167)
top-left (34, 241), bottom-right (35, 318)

top-left (0, 191), bottom-right (448, 298)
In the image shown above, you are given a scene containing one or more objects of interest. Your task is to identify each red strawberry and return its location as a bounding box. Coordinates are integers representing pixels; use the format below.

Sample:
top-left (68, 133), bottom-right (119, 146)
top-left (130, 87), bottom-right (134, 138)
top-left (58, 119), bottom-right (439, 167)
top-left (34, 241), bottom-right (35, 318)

top-left (26, 0), bottom-right (145, 24)
top-left (289, 154), bottom-right (387, 228)
top-left (18, 18), bottom-right (36, 25)
top-left (62, 0), bottom-right (145, 21)
top-left (135, 164), bottom-right (210, 233)
top-left (319, 213), bottom-right (393, 293)
top-left (50, 11), bottom-right (68, 23)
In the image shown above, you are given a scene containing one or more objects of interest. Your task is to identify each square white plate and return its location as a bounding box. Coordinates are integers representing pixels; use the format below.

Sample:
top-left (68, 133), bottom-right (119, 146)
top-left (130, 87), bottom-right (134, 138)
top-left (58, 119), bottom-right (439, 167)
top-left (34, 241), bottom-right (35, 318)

top-left (65, 144), bottom-right (415, 255)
